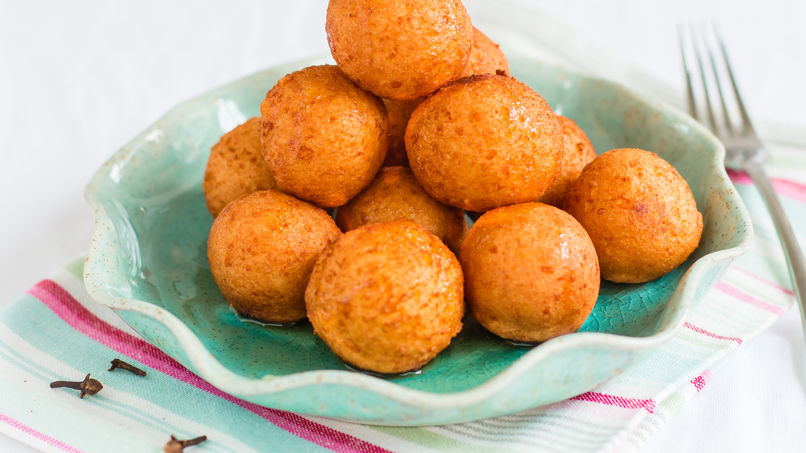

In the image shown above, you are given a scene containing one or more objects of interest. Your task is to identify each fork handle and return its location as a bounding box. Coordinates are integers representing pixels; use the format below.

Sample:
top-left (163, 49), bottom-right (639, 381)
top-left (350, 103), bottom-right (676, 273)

top-left (743, 159), bottom-right (806, 333)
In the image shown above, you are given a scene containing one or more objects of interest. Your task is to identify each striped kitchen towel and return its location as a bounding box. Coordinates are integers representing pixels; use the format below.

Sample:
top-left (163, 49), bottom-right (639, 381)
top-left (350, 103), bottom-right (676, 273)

top-left (0, 163), bottom-right (803, 452)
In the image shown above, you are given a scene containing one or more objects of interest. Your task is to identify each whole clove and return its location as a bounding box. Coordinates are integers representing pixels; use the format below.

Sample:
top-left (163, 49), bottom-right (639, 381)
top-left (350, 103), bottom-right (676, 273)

top-left (108, 358), bottom-right (147, 376)
top-left (49, 373), bottom-right (103, 398)
top-left (163, 435), bottom-right (207, 453)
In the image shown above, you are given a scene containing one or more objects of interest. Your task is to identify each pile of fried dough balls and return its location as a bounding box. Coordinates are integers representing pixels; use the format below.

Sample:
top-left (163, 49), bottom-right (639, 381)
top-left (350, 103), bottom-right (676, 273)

top-left (203, 0), bottom-right (703, 374)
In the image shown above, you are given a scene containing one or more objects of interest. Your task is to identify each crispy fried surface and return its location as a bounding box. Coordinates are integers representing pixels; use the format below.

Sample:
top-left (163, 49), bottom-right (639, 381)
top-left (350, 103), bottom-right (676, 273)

top-left (305, 221), bottom-right (464, 374)
top-left (260, 65), bottom-right (388, 208)
top-left (207, 190), bottom-right (342, 323)
top-left (461, 203), bottom-right (600, 343)
top-left (335, 166), bottom-right (467, 252)
top-left (326, 0), bottom-right (472, 100)
top-left (539, 115), bottom-right (597, 206)
top-left (461, 27), bottom-right (510, 77)
top-left (202, 117), bottom-right (276, 217)
top-left (563, 148), bottom-right (703, 283)
top-left (406, 74), bottom-right (563, 212)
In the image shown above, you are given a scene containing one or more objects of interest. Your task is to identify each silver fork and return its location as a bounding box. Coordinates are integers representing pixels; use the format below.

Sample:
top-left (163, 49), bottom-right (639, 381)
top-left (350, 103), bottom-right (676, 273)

top-left (679, 24), bottom-right (806, 346)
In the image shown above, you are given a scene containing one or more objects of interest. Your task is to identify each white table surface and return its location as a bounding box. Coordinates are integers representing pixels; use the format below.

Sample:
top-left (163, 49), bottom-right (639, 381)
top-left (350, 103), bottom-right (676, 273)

top-left (1, 1), bottom-right (804, 451)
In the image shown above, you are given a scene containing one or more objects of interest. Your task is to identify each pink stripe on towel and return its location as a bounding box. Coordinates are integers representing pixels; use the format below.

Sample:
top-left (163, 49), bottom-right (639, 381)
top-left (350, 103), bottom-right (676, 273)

top-left (733, 267), bottom-right (794, 296)
top-left (28, 280), bottom-right (390, 453)
top-left (690, 370), bottom-right (712, 392)
top-left (570, 391), bottom-right (656, 413)
top-left (728, 169), bottom-right (806, 203)
top-left (715, 282), bottom-right (785, 315)
top-left (684, 322), bottom-right (742, 345)
top-left (0, 412), bottom-right (83, 453)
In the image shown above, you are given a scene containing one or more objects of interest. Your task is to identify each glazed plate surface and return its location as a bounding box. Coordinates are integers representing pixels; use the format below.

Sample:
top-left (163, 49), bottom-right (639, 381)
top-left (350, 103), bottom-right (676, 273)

top-left (83, 52), bottom-right (752, 425)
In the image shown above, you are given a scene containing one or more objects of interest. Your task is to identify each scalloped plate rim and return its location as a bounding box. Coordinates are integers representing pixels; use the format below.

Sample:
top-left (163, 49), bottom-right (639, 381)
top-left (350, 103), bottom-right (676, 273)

top-left (82, 55), bottom-right (754, 410)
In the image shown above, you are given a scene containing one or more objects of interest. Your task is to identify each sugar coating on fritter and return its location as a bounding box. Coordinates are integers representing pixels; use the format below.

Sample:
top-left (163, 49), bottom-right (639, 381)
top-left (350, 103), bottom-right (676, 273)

top-left (563, 148), bottom-right (703, 283)
top-left (461, 27), bottom-right (510, 78)
top-left (326, 0), bottom-right (473, 100)
top-left (461, 203), bottom-right (600, 343)
top-left (260, 65), bottom-right (388, 208)
top-left (207, 190), bottom-right (342, 323)
top-left (335, 166), bottom-right (468, 252)
top-left (539, 115), bottom-right (597, 206)
top-left (382, 98), bottom-right (422, 167)
top-left (305, 221), bottom-right (464, 374)
top-left (202, 117), bottom-right (276, 217)
top-left (406, 74), bottom-right (563, 212)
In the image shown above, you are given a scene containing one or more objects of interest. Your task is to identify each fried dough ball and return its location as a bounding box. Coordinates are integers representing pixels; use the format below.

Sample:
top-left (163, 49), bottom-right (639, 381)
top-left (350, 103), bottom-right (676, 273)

top-left (461, 27), bottom-right (510, 77)
top-left (461, 203), bottom-right (600, 343)
top-left (382, 98), bottom-right (422, 167)
top-left (208, 190), bottom-right (341, 323)
top-left (202, 118), bottom-right (276, 217)
top-left (380, 29), bottom-right (511, 167)
top-left (326, 0), bottom-right (473, 100)
top-left (406, 74), bottom-right (563, 212)
top-left (539, 115), bottom-right (597, 206)
top-left (563, 148), bottom-right (703, 283)
top-left (260, 65), bottom-right (388, 208)
top-left (335, 166), bottom-right (467, 252)
top-left (306, 221), bottom-right (464, 374)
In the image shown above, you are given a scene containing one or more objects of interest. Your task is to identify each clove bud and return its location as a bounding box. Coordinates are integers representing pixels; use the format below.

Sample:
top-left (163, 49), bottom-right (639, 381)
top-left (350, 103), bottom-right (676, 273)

top-left (49, 373), bottom-right (103, 398)
top-left (163, 435), bottom-right (207, 453)
top-left (109, 358), bottom-right (147, 376)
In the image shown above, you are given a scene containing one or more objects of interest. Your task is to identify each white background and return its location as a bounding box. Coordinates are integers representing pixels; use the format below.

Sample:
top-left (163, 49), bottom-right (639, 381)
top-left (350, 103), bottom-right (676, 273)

top-left (1, 1), bottom-right (805, 451)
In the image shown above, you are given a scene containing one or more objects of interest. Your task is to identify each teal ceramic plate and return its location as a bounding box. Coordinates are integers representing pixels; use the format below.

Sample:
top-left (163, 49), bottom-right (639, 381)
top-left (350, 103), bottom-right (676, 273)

top-left (83, 51), bottom-right (752, 425)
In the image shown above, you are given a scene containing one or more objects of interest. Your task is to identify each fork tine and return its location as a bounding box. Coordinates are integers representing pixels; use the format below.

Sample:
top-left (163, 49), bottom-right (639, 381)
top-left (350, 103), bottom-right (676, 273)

top-left (678, 25), bottom-right (697, 119)
top-left (712, 24), bottom-right (757, 136)
top-left (702, 23), bottom-right (734, 136)
top-left (691, 24), bottom-right (719, 132)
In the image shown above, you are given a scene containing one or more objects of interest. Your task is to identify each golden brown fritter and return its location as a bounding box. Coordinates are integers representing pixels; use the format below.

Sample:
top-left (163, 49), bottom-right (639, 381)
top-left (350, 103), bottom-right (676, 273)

top-left (406, 74), bottom-right (563, 212)
top-left (260, 65), bottom-right (388, 208)
top-left (326, 0), bottom-right (473, 100)
top-left (382, 97), bottom-right (422, 167)
top-left (539, 115), bottom-right (597, 206)
top-left (563, 148), bottom-right (703, 283)
top-left (461, 27), bottom-right (510, 77)
top-left (305, 221), bottom-right (464, 374)
top-left (461, 202), bottom-right (600, 343)
top-left (380, 27), bottom-right (512, 167)
top-left (207, 190), bottom-right (342, 323)
top-left (335, 166), bottom-right (467, 252)
top-left (202, 117), bottom-right (276, 217)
